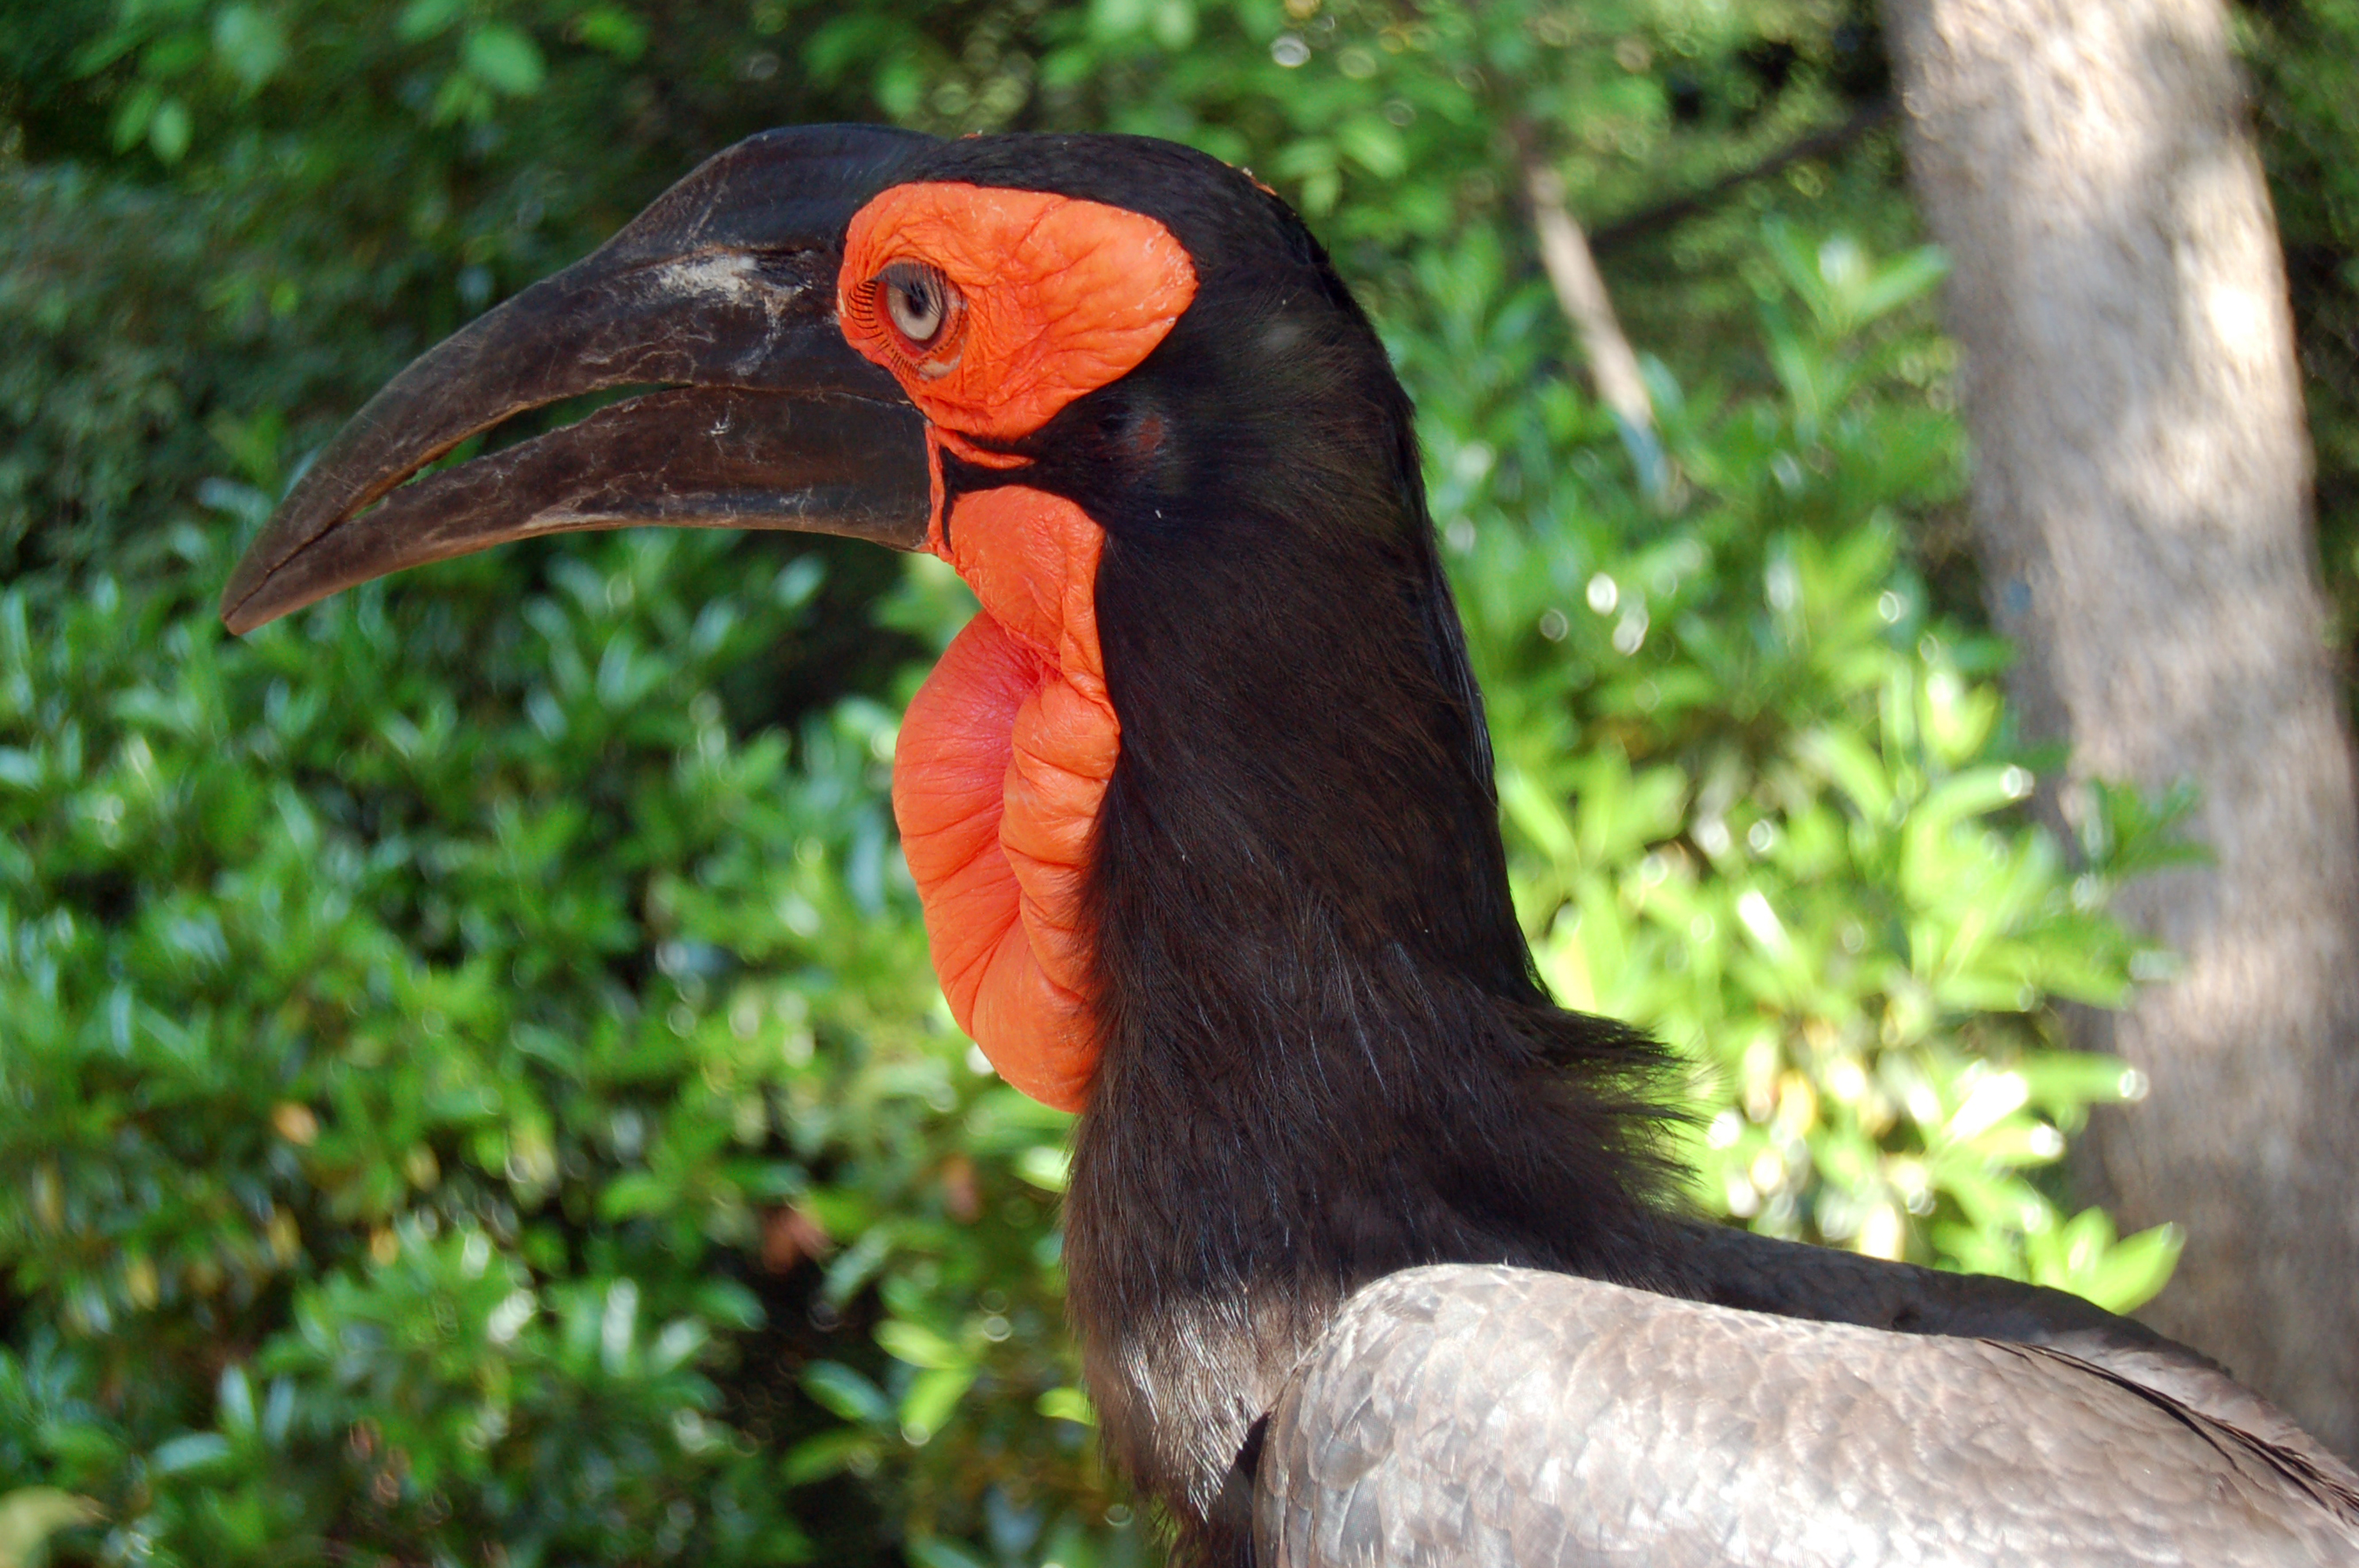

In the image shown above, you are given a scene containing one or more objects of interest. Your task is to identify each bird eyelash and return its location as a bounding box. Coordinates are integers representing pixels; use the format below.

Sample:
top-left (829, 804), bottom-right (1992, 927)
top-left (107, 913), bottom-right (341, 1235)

top-left (854, 260), bottom-right (966, 380)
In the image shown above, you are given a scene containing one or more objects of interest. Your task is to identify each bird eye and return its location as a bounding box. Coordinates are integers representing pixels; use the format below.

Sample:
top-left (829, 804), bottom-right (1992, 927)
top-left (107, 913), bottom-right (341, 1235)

top-left (878, 260), bottom-right (958, 350)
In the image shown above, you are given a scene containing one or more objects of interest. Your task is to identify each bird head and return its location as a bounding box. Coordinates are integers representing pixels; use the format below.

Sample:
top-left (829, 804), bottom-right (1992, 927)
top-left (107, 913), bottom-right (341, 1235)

top-left (224, 125), bottom-right (1510, 1118)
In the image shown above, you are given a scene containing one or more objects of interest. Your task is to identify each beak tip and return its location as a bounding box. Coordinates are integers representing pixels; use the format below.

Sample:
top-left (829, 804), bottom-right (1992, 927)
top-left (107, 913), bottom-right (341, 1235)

top-left (222, 487), bottom-right (339, 633)
top-left (219, 545), bottom-right (280, 635)
top-left (222, 519), bottom-right (315, 634)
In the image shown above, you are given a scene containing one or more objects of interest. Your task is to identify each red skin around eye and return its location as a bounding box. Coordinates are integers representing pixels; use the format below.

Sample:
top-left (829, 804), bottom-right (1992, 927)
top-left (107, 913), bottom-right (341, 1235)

top-left (839, 183), bottom-right (1197, 442)
top-left (849, 183), bottom-right (1190, 1111)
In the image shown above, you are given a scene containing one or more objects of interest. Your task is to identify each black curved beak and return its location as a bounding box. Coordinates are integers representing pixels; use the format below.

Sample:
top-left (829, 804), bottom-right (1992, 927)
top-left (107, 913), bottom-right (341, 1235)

top-left (221, 124), bottom-right (940, 634)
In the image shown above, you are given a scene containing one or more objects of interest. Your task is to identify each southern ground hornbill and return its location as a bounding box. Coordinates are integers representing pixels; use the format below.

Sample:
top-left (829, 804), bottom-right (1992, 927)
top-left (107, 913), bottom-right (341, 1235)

top-left (222, 125), bottom-right (2359, 1566)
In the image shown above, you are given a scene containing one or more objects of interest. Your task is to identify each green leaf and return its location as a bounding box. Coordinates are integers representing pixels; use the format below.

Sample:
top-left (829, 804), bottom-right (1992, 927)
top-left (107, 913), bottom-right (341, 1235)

top-left (782, 1429), bottom-right (874, 1485)
top-left (108, 82), bottom-right (158, 151)
top-left (148, 98), bottom-right (192, 163)
top-left (1150, 0), bottom-right (1198, 49)
top-left (801, 1362), bottom-right (892, 1427)
top-left (1037, 1386), bottom-right (1096, 1426)
top-left (875, 1318), bottom-right (963, 1371)
top-left (149, 1432), bottom-right (232, 1476)
top-left (874, 55), bottom-right (923, 118)
top-left (595, 1172), bottom-right (676, 1220)
top-left (2076, 1221), bottom-right (2184, 1314)
top-left (398, 0), bottom-right (464, 42)
top-left (1499, 767), bottom-right (1576, 865)
top-left (1089, 0), bottom-right (1154, 42)
top-left (1336, 117), bottom-right (1408, 180)
top-left (212, 5), bottom-right (289, 94)
top-left (216, 1364), bottom-right (256, 1437)
top-left (2016, 1051), bottom-right (2149, 1110)
top-left (898, 1363), bottom-right (976, 1440)
top-left (690, 1279), bottom-right (763, 1331)
top-left (1800, 727), bottom-right (1894, 825)
top-left (69, 25), bottom-right (142, 77)
top-left (1851, 245), bottom-right (1952, 325)
top-left (1015, 1142), bottom-right (1069, 1192)
top-left (575, 6), bottom-right (649, 60)
top-left (463, 26), bottom-right (547, 96)
top-left (1914, 764), bottom-right (2031, 833)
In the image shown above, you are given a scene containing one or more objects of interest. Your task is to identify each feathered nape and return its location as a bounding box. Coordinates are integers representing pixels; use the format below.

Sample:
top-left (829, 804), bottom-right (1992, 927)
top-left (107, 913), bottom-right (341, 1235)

top-left (905, 140), bottom-right (1682, 1565)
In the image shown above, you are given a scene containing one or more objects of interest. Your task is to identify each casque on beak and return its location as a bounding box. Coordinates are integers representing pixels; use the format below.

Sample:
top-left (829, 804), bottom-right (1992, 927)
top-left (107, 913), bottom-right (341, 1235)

top-left (220, 123), bottom-right (941, 635)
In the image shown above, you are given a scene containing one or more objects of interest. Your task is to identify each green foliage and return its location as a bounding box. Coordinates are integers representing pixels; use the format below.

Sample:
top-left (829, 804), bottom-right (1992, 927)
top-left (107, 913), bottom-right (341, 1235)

top-left (0, 510), bottom-right (1125, 1563)
top-left (1398, 218), bottom-right (2180, 1306)
top-left (1, 0), bottom-right (2291, 1560)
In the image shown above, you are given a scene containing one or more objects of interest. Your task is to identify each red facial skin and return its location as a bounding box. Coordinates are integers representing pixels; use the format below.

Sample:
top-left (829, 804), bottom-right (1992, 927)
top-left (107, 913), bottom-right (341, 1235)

top-left (839, 183), bottom-right (1196, 1111)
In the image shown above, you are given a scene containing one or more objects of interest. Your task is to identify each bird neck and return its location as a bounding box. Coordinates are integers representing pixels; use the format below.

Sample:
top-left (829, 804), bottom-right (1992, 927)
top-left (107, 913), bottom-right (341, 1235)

top-left (1074, 483), bottom-right (1669, 1254)
top-left (1061, 437), bottom-right (1670, 1534)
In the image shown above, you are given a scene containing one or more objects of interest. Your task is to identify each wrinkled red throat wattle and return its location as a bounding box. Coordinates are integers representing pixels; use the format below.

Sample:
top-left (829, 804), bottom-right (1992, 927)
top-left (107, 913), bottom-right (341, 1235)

top-left (837, 180), bottom-right (1197, 1112)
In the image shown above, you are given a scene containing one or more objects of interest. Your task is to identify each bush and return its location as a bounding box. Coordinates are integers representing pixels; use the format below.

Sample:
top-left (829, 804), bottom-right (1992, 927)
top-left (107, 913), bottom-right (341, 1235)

top-left (1408, 221), bottom-right (2183, 1299)
top-left (1, 1), bottom-right (2215, 1562)
top-left (0, 489), bottom-right (1145, 1563)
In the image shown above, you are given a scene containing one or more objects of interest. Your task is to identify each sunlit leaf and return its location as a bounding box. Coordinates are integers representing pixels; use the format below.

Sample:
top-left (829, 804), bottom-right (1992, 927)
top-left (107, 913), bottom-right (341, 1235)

top-left (463, 25), bottom-right (546, 97)
top-left (211, 5), bottom-right (289, 94)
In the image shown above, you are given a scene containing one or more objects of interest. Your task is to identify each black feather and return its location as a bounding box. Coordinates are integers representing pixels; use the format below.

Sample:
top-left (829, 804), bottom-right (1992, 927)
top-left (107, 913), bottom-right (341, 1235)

top-left (923, 133), bottom-right (1677, 1563)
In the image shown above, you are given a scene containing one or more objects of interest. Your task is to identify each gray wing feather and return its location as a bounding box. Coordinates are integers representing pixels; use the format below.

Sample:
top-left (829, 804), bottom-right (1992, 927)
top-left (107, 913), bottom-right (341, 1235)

top-left (1661, 1221), bottom-right (2354, 1478)
top-left (1254, 1265), bottom-right (2359, 1568)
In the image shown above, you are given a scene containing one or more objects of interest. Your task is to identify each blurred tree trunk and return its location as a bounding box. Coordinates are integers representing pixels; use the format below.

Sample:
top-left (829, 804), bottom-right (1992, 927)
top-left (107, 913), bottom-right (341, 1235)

top-left (1886, 0), bottom-right (2359, 1457)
